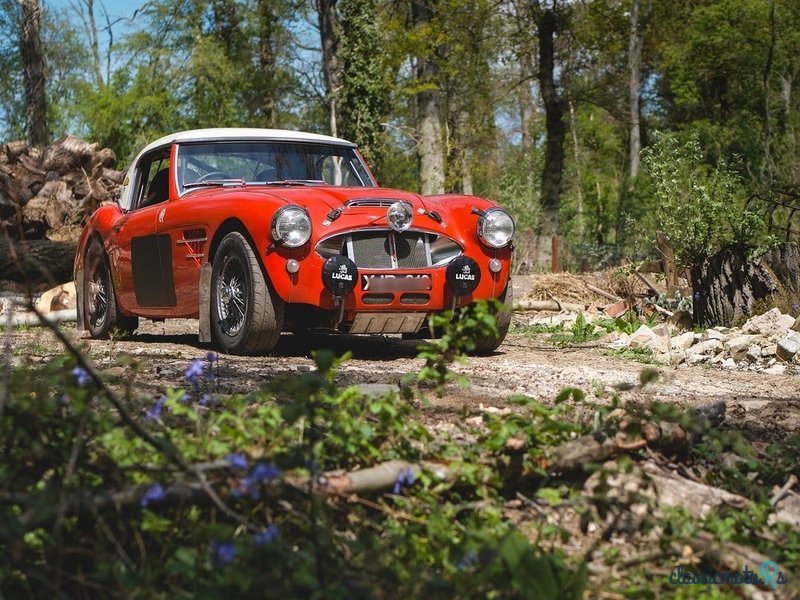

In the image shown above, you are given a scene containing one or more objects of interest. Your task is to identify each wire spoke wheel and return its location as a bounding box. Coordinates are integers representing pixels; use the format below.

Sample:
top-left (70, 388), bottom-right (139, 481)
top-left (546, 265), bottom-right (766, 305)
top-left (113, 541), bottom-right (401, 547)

top-left (210, 231), bottom-right (285, 355)
top-left (216, 255), bottom-right (248, 336)
top-left (88, 253), bottom-right (109, 329)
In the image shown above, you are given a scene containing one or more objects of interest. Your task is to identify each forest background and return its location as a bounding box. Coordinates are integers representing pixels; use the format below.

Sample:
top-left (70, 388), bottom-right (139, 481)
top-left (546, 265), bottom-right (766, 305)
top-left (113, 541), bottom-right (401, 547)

top-left (2, 0), bottom-right (799, 270)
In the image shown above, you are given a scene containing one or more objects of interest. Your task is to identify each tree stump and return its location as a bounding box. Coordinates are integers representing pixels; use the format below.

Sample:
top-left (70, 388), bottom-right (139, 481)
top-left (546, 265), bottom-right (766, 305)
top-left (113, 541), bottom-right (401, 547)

top-left (692, 243), bottom-right (800, 326)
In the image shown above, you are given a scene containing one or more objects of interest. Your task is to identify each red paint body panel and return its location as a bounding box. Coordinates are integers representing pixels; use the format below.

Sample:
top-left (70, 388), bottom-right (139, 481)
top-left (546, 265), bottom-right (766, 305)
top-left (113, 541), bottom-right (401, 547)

top-left (74, 135), bottom-right (513, 333)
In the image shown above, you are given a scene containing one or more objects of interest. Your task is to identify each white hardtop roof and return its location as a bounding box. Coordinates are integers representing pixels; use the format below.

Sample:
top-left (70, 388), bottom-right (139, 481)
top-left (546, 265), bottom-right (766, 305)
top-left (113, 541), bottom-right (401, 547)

top-left (136, 127), bottom-right (356, 158)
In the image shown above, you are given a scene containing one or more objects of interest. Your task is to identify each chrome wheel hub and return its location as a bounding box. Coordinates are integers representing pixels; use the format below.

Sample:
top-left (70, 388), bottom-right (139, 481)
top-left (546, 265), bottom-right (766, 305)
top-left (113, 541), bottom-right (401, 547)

top-left (216, 256), bottom-right (247, 336)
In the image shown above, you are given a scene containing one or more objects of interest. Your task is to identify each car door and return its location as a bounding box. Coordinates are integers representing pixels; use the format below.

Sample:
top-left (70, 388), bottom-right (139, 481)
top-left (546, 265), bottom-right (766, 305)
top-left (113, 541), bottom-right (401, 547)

top-left (110, 147), bottom-right (178, 317)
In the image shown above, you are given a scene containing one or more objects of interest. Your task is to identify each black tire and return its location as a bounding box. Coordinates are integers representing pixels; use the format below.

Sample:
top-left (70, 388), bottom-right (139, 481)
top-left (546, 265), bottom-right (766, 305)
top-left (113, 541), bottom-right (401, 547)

top-left (470, 282), bottom-right (513, 356)
top-left (210, 231), bottom-right (285, 355)
top-left (83, 239), bottom-right (138, 338)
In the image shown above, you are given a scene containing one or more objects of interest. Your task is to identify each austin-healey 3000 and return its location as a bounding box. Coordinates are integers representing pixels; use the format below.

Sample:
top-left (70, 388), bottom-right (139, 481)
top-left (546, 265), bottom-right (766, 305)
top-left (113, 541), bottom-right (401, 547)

top-left (73, 128), bottom-right (515, 354)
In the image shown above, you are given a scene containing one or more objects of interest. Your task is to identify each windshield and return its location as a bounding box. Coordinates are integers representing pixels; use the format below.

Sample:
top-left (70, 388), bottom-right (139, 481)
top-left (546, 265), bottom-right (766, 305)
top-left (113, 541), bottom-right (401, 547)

top-left (176, 141), bottom-right (375, 193)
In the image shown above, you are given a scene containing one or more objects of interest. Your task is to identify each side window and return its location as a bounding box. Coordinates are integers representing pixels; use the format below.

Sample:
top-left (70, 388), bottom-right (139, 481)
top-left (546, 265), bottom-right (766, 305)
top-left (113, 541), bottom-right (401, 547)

top-left (133, 149), bottom-right (171, 210)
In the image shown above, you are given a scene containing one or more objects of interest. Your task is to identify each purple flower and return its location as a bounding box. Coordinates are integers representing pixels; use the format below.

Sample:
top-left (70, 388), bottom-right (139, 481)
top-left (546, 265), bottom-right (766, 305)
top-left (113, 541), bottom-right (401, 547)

top-left (184, 359), bottom-right (204, 389)
top-left (200, 393), bottom-right (212, 405)
top-left (243, 463), bottom-right (281, 499)
top-left (145, 396), bottom-right (166, 421)
top-left (206, 352), bottom-right (218, 364)
top-left (140, 483), bottom-right (165, 507)
top-left (71, 366), bottom-right (90, 387)
top-left (210, 540), bottom-right (236, 566)
top-left (253, 524), bottom-right (279, 545)
top-left (180, 393), bottom-right (191, 403)
top-left (456, 551), bottom-right (477, 571)
top-left (392, 467), bottom-right (415, 495)
top-left (225, 453), bottom-right (248, 470)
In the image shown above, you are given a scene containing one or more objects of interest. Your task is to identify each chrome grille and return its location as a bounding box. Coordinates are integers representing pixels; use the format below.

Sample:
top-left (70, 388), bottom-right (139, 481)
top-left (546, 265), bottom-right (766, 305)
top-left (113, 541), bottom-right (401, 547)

top-left (350, 232), bottom-right (393, 269)
top-left (316, 230), bottom-right (462, 270)
top-left (346, 198), bottom-right (397, 208)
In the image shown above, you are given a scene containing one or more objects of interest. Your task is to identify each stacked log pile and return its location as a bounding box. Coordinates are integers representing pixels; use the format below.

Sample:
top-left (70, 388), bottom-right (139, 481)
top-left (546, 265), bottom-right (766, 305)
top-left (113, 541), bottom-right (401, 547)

top-left (0, 135), bottom-right (124, 283)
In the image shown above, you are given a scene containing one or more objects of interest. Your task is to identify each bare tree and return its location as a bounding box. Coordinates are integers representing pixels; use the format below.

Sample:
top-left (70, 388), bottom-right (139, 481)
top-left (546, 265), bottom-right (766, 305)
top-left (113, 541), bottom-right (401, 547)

top-left (316, 0), bottom-right (342, 136)
top-left (533, 0), bottom-right (566, 267)
top-left (19, 0), bottom-right (48, 148)
top-left (412, 0), bottom-right (444, 196)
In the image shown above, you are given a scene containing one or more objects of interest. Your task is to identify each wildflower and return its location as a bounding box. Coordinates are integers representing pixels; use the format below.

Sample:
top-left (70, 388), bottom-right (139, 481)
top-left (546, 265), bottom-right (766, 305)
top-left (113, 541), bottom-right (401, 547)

top-left (210, 541), bottom-right (236, 566)
top-left (71, 366), bottom-right (90, 387)
top-left (253, 524), bottom-right (279, 545)
top-left (392, 467), bottom-right (415, 495)
top-left (184, 359), bottom-right (204, 390)
top-left (225, 452), bottom-right (248, 470)
top-left (146, 396), bottom-right (166, 421)
top-left (200, 393), bottom-right (212, 405)
top-left (243, 463), bottom-right (281, 499)
top-left (206, 351), bottom-right (218, 364)
top-left (456, 551), bottom-right (477, 571)
top-left (140, 483), bottom-right (165, 507)
top-left (180, 393), bottom-right (191, 403)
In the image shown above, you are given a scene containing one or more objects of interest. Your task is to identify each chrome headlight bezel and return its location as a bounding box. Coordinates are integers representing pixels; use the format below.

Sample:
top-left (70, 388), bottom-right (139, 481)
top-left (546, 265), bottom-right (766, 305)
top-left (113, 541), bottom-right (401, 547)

top-left (271, 206), bottom-right (312, 248)
top-left (387, 201), bottom-right (413, 232)
top-left (477, 208), bottom-right (515, 249)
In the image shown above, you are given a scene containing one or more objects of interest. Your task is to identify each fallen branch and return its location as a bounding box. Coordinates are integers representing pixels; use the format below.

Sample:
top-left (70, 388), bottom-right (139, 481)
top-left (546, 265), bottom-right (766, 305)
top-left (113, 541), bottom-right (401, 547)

top-left (3, 308), bottom-right (77, 327)
top-left (585, 283), bottom-right (620, 302)
top-left (513, 299), bottom-right (586, 313)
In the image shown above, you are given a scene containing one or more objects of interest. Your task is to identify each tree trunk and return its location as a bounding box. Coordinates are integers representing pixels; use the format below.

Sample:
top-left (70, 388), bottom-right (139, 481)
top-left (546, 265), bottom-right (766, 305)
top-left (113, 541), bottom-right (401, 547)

top-left (413, 0), bottom-right (445, 196)
top-left (258, 0), bottom-right (277, 127)
top-left (0, 238), bottom-right (77, 284)
top-left (692, 243), bottom-right (800, 327)
top-left (19, 0), bottom-right (48, 149)
top-left (317, 0), bottom-right (342, 137)
top-left (627, 0), bottom-right (644, 179)
top-left (535, 5), bottom-right (566, 267)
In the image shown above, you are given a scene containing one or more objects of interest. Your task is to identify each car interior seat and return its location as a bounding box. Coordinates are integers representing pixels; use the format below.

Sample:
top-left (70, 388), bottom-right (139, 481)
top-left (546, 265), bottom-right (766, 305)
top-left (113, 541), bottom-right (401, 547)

top-left (142, 168), bottom-right (169, 208)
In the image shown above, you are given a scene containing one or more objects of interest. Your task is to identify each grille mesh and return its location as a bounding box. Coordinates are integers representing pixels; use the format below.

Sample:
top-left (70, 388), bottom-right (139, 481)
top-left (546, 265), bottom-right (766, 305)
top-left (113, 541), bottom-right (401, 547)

top-left (350, 232), bottom-right (393, 269)
top-left (394, 234), bottom-right (428, 269)
top-left (318, 230), bottom-right (460, 270)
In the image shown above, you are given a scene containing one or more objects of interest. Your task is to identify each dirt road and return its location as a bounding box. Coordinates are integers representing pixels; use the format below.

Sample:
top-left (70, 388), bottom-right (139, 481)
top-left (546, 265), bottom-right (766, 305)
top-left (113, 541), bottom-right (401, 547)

top-left (10, 314), bottom-right (800, 444)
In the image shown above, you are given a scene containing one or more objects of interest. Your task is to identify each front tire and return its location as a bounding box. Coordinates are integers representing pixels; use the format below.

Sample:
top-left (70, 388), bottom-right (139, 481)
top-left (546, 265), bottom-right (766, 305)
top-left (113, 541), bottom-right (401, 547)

top-left (83, 239), bottom-right (138, 338)
top-left (470, 282), bottom-right (513, 355)
top-left (210, 231), bottom-right (285, 354)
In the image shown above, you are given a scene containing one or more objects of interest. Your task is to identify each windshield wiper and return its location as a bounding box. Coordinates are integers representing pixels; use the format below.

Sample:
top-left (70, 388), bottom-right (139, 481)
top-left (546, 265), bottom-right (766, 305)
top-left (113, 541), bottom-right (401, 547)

top-left (184, 179), bottom-right (246, 189)
top-left (260, 179), bottom-right (326, 186)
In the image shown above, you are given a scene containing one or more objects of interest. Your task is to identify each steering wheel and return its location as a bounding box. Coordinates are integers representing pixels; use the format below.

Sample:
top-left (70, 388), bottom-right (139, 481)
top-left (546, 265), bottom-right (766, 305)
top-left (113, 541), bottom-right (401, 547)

top-left (197, 171), bottom-right (232, 182)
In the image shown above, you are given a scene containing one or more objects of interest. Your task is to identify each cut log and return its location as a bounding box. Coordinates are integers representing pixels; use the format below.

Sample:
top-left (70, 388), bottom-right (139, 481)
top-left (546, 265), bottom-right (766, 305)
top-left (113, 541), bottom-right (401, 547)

top-left (41, 135), bottom-right (97, 174)
top-left (693, 243), bottom-right (800, 327)
top-left (0, 238), bottom-right (77, 284)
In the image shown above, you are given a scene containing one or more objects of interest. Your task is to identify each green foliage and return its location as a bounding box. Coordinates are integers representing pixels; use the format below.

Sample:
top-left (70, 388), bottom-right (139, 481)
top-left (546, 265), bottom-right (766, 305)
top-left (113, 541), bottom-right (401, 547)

top-left (642, 133), bottom-right (765, 268)
top-left (416, 300), bottom-right (500, 393)
top-left (339, 0), bottom-right (393, 173)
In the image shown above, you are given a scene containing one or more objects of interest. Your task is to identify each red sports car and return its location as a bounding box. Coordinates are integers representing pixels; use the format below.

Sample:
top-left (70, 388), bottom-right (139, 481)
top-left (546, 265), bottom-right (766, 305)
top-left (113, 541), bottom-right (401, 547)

top-left (73, 128), bottom-right (515, 354)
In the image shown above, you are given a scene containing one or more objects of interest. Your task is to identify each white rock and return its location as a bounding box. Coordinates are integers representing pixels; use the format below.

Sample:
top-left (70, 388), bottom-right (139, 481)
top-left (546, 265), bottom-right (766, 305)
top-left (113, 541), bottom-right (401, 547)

top-left (693, 339), bottom-right (723, 356)
top-left (763, 364), bottom-right (787, 375)
top-left (34, 281), bottom-right (76, 313)
top-left (686, 352), bottom-right (709, 366)
top-left (776, 332), bottom-right (800, 362)
top-left (724, 335), bottom-right (757, 360)
top-left (706, 329), bottom-right (729, 341)
top-left (645, 335), bottom-right (670, 354)
top-left (721, 358), bottom-right (737, 369)
top-left (762, 344), bottom-right (778, 357)
top-left (630, 324), bottom-right (656, 347)
top-left (672, 331), bottom-right (696, 351)
top-left (742, 308), bottom-right (795, 336)
top-left (652, 323), bottom-right (671, 338)
top-left (745, 345), bottom-right (762, 362)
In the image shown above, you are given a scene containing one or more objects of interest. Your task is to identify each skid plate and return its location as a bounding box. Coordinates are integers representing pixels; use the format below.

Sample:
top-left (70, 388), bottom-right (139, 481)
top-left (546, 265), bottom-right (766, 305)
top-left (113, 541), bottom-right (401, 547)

top-left (349, 312), bottom-right (426, 334)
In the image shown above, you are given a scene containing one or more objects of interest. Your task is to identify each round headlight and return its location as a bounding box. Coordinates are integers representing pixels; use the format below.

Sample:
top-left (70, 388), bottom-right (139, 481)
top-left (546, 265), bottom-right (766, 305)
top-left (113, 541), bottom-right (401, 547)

top-left (478, 208), bottom-right (515, 248)
top-left (387, 201), bottom-right (413, 232)
top-left (272, 206), bottom-right (311, 248)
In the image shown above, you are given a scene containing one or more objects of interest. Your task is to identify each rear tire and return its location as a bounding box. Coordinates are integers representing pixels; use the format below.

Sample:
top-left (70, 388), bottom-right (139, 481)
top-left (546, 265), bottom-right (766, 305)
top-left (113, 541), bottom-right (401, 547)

top-left (470, 282), bottom-right (513, 356)
top-left (83, 239), bottom-right (138, 338)
top-left (210, 231), bottom-right (284, 354)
